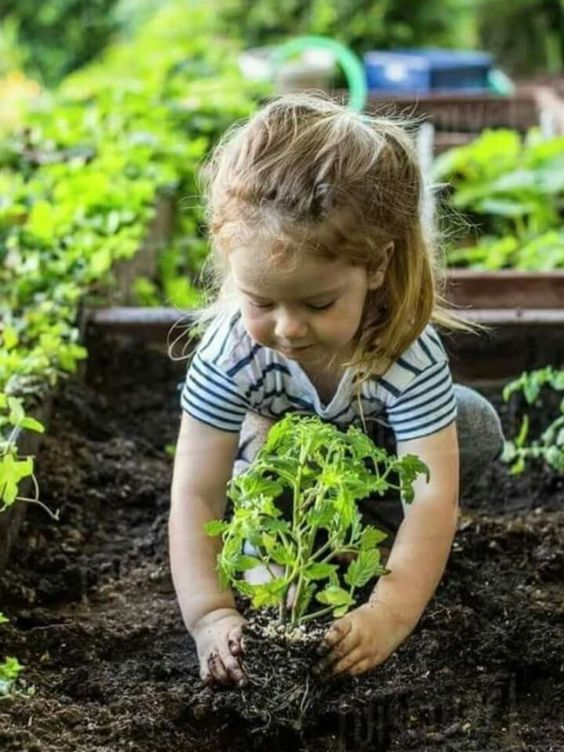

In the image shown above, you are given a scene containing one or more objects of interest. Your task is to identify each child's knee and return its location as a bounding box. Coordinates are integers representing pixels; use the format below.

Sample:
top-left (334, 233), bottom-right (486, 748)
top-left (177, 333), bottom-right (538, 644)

top-left (454, 384), bottom-right (505, 469)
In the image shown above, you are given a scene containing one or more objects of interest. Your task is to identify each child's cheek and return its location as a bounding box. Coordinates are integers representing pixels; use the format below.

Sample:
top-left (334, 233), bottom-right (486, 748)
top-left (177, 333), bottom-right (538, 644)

top-left (242, 307), bottom-right (271, 346)
top-left (325, 305), bottom-right (362, 345)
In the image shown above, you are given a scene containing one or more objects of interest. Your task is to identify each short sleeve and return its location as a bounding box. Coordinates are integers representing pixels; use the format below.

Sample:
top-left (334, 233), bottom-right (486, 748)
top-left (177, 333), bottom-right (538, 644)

top-left (386, 360), bottom-right (457, 442)
top-left (180, 321), bottom-right (251, 433)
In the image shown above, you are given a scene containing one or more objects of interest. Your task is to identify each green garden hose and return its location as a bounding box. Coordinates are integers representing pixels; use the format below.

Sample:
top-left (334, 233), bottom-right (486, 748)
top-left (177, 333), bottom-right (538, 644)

top-left (271, 36), bottom-right (368, 112)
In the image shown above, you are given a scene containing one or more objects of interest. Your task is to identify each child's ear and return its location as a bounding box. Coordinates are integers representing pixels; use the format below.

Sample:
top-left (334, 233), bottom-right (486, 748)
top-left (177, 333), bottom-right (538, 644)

top-left (367, 242), bottom-right (394, 290)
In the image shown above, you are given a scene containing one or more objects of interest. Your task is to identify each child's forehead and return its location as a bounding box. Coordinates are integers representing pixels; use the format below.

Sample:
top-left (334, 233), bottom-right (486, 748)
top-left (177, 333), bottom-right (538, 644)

top-left (229, 243), bottom-right (351, 296)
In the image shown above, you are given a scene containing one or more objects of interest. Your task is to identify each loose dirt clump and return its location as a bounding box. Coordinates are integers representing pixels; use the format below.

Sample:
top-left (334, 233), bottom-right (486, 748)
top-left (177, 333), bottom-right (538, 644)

top-left (209, 610), bottom-right (328, 731)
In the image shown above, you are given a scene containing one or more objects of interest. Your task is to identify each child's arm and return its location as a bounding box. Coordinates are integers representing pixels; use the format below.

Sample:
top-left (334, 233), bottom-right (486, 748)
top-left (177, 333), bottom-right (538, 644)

top-left (169, 412), bottom-right (246, 686)
top-left (315, 422), bottom-right (459, 677)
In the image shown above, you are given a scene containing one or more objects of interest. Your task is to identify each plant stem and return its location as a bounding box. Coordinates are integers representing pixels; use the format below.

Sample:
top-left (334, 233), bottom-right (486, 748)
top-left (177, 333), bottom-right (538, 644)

top-left (15, 496), bottom-right (59, 521)
top-left (289, 439), bottom-right (312, 624)
top-left (299, 605), bottom-right (335, 623)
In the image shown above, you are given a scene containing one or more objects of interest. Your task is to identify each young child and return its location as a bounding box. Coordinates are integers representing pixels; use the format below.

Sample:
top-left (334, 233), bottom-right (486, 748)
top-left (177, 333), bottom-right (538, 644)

top-left (169, 93), bottom-right (504, 688)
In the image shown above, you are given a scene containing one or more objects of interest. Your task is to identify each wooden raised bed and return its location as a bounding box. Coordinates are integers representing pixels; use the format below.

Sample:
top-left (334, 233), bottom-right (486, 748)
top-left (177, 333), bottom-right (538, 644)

top-left (83, 305), bottom-right (564, 386)
top-left (446, 270), bottom-right (564, 310)
top-left (360, 83), bottom-right (564, 153)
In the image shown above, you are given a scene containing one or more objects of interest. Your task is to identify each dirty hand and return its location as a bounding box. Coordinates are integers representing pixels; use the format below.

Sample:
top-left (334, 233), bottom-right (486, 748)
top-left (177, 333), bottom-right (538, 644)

top-left (313, 600), bottom-right (413, 678)
top-left (192, 607), bottom-right (247, 687)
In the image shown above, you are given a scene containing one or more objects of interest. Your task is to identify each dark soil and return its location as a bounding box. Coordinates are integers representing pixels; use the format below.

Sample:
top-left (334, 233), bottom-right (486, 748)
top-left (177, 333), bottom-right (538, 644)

top-left (0, 336), bottom-right (563, 751)
top-left (228, 611), bottom-right (327, 732)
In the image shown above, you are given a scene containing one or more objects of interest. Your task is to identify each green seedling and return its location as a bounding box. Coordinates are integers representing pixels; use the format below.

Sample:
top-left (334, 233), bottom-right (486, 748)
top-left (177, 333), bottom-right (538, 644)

top-left (502, 366), bottom-right (564, 474)
top-left (0, 614), bottom-right (25, 700)
top-left (206, 413), bottom-right (428, 625)
top-left (0, 394), bottom-right (58, 519)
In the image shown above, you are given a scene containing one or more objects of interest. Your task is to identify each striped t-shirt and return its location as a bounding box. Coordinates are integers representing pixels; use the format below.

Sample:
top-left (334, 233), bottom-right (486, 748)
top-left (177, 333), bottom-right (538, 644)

top-left (180, 309), bottom-right (457, 442)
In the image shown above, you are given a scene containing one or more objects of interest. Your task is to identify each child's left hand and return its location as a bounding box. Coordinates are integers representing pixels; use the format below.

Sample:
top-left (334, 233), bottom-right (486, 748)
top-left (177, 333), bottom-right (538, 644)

top-left (313, 600), bottom-right (414, 678)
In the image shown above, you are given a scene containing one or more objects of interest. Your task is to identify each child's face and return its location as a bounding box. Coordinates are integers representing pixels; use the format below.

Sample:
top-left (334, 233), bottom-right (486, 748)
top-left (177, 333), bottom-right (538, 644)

top-left (229, 243), bottom-right (385, 366)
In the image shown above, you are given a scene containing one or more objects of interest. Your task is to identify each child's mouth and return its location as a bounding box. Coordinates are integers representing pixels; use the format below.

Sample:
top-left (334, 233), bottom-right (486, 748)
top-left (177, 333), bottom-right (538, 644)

top-left (278, 344), bottom-right (313, 356)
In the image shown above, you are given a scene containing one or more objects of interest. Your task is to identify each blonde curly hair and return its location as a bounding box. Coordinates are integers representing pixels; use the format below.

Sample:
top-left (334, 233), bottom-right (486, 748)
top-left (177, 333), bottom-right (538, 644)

top-left (178, 92), bottom-right (470, 381)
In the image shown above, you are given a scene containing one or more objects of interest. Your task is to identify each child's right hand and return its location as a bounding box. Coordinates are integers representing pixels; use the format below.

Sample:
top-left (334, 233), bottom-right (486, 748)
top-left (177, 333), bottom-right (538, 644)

top-left (192, 607), bottom-right (247, 687)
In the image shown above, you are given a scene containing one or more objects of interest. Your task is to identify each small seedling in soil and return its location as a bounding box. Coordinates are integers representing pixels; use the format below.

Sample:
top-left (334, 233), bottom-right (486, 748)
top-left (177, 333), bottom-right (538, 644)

top-left (205, 413), bottom-right (428, 730)
top-left (0, 613), bottom-right (28, 700)
top-left (0, 394), bottom-right (58, 519)
top-left (502, 366), bottom-right (564, 474)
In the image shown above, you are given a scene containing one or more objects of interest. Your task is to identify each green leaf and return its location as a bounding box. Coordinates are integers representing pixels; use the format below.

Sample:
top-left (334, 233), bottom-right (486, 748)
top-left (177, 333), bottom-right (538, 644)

top-left (344, 549), bottom-right (385, 588)
top-left (7, 397), bottom-right (24, 427)
top-left (359, 525), bottom-right (388, 549)
top-left (515, 415), bottom-right (529, 448)
top-left (0, 656), bottom-right (24, 696)
top-left (2, 326), bottom-right (18, 351)
top-left (269, 544), bottom-right (294, 567)
top-left (332, 605), bottom-right (350, 618)
top-left (250, 580), bottom-right (287, 609)
top-left (309, 500), bottom-right (336, 529)
top-left (304, 562), bottom-right (338, 581)
top-left (0, 454), bottom-right (34, 507)
top-left (545, 445), bottom-right (564, 472)
top-left (234, 555), bottom-right (261, 572)
top-left (203, 519), bottom-right (228, 537)
top-left (0, 657), bottom-right (23, 681)
top-left (20, 417), bottom-right (45, 434)
top-left (315, 585), bottom-right (355, 608)
top-left (509, 455), bottom-right (525, 475)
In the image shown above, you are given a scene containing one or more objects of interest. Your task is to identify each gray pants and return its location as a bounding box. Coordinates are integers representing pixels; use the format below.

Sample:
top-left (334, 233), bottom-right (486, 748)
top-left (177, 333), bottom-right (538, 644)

top-left (234, 385), bottom-right (504, 538)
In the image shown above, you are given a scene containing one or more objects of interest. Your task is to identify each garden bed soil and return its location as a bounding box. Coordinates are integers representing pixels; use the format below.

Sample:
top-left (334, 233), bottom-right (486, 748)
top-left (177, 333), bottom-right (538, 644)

top-left (0, 336), bottom-right (563, 751)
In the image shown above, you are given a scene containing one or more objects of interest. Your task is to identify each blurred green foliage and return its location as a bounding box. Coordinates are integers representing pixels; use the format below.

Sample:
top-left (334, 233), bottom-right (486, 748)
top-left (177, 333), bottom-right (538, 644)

top-left (478, 0), bottom-right (564, 75)
top-left (1, 0), bottom-right (120, 86)
top-left (1, 0), bottom-right (260, 404)
top-left (220, 0), bottom-right (564, 75)
top-left (219, 0), bottom-right (479, 56)
top-left (3, 0), bottom-right (563, 90)
top-left (433, 128), bottom-right (564, 269)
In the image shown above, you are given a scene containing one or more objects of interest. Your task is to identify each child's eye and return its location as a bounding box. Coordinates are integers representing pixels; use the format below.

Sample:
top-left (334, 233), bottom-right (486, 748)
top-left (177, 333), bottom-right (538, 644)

top-left (249, 300), bottom-right (273, 309)
top-left (307, 301), bottom-right (335, 311)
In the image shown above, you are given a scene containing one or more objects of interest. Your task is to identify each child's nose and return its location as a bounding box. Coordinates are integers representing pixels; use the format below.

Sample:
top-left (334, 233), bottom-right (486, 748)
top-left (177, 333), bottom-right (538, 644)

top-left (274, 310), bottom-right (309, 341)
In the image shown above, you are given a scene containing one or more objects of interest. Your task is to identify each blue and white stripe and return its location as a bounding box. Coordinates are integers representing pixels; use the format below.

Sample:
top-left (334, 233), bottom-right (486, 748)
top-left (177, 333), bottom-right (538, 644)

top-left (180, 311), bottom-right (456, 441)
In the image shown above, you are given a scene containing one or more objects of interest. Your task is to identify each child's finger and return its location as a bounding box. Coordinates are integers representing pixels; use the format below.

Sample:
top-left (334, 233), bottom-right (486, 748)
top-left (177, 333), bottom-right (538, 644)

top-left (227, 624), bottom-right (243, 655)
top-left (218, 643), bottom-right (246, 686)
top-left (317, 617), bottom-right (352, 654)
top-left (331, 646), bottom-right (364, 676)
top-left (315, 632), bottom-right (360, 675)
top-left (208, 650), bottom-right (229, 684)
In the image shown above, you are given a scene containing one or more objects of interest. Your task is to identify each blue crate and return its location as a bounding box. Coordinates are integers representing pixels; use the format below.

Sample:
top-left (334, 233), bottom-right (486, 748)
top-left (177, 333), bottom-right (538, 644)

top-left (364, 48), bottom-right (494, 94)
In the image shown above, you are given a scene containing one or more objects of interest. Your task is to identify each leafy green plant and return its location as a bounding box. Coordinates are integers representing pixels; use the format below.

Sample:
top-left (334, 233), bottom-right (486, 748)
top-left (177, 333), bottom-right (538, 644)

top-left (205, 413), bottom-right (428, 625)
top-left (0, 613), bottom-right (25, 699)
top-left (433, 129), bottom-right (564, 270)
top-left (502, 366), bottom-right (564, 474)
top-left (0, 394), bottom-right (57, 518)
